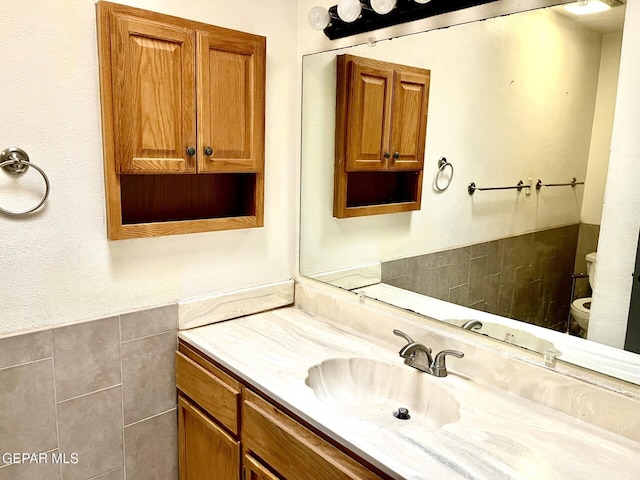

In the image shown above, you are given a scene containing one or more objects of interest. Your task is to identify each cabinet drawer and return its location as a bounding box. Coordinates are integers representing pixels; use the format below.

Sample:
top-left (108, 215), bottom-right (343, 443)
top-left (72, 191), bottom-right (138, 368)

top-left (175, 351), bottom-right (240, 435)
top-left (242, 390), bottom-right (383, 480)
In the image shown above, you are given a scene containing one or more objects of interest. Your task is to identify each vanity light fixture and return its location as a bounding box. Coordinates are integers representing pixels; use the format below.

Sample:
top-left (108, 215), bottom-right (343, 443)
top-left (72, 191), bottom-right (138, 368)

top-left (308, 6), bottom-right (333, 30)
top-left (371, 0), bottom-right (397, 15)
top-left (337, 0), bottom-right (363, 22)
top-left (564, 0), bottom-right (616, 15)
top-left (311, 0), bottom-right (504, 40)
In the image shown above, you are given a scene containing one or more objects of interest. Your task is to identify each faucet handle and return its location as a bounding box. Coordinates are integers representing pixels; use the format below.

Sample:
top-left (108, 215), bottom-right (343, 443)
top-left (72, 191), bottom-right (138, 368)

top-left (393, 329), bottom-right (414, 344)
top-left (431, 350), bottom-right (464, 377)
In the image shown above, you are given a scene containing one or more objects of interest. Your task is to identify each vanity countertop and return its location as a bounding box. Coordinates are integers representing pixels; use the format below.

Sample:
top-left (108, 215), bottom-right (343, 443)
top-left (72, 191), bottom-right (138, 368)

top-left (179, 306), bottom-right (640, 480)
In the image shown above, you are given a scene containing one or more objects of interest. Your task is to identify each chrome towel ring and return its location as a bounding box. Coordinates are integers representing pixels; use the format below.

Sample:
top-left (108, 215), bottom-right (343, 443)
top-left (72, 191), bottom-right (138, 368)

top-left (0, 147), bottom-right (50, 216)
top-left (434, 157), bottom-right (453, 191)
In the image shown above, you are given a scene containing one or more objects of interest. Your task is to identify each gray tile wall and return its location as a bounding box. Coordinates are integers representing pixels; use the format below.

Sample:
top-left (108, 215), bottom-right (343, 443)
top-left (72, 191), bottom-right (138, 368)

top-left (0, 305), bottom-right (179, 480)
top-left (382, 224), bottom-right (580, 331)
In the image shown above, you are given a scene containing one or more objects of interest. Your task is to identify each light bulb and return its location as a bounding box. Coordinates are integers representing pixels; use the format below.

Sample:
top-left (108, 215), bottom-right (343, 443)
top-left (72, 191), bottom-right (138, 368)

top-left (308, 6), bottom-right (331, 30)
top-left (337, 0), bottom-right (362, 23)
top-left (414, 0), bottom-right (432, 4)
top-left (564, 0), bottom-right (610, 15)
top-left (371, 0), bottom-right (396, 15)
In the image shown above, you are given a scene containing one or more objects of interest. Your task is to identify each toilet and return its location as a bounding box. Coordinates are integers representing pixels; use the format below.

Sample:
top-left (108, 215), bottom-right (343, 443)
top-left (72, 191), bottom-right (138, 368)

top-left (570, 252), bottom-right (597, 331)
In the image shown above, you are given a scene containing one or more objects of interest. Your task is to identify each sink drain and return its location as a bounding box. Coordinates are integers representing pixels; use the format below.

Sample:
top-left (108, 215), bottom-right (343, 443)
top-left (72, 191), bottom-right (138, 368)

top-left (393, 407), bottom-right (411, 420)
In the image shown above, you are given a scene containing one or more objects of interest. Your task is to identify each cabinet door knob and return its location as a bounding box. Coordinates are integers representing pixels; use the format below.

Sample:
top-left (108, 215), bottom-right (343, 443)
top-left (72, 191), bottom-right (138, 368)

top-left (204, 146), bottom-right (214, 156)
top-left (393, 152), bottom-right (400, 159)
top-left (186, 146), bottom-right (196, 156)
top-left (384, 152), bottom-right (390, 159)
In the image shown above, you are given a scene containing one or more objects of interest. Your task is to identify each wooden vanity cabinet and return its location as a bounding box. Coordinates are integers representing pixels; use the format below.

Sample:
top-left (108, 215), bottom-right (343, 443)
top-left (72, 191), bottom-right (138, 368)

top-left (97, 2), bottom-right (265, 239)
top-left (176, 348), bottom-right (242, 480)
top-left (334, 54), bottom-right (430, 218)
top-left (176, 341), bottom-right (389, 480)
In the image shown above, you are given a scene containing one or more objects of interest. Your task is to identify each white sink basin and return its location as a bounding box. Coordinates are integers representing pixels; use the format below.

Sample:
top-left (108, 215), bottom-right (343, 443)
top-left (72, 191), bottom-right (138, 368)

top-left (305, 357), bottom-right (459, 431)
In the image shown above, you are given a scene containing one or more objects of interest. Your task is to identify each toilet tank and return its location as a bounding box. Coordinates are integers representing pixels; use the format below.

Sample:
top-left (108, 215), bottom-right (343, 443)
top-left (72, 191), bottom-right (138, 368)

top-left (586, 252), bottom-right (597, 288)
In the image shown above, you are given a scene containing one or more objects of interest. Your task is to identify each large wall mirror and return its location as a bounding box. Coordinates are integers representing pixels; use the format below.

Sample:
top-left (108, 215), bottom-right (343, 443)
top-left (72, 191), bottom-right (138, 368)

top-left (300, 1), bottom-right (640, 384)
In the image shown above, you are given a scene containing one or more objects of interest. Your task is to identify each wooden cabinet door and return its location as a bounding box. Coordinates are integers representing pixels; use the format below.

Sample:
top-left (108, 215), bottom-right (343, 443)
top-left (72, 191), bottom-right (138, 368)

top-left (388, 69), bottom-right (430, 171)
top-left (344, 58), bottom-right (393, 172)
top-left (244, 454), bottom-right (280, 480)
top-left (197, 29), bottom-right (265, 173)
top-left (178, 395), bottom-right (240, 480)
top-left (111, 14), bottom-right (196, 174)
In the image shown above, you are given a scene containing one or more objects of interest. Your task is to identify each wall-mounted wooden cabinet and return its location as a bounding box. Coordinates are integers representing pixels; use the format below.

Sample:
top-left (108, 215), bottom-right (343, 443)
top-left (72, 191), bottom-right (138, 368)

top-left (97, 2), bottom-right (265, 239)
top-left (334, 54), bottom-right (430, 218)
top-left (176, 341), bottom-right (390, 480)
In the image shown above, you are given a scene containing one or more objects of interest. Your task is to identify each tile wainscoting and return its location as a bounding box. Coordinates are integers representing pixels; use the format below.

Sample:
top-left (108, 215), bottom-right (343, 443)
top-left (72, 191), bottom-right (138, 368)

top-left (382, 224), bottom-right (583, 331)
top-left (0, 305), bottom-right (179, 480)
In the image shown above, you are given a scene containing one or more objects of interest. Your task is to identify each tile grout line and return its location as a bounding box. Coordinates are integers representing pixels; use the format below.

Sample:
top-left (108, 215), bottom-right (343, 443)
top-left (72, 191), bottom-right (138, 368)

top-left (0, 355), bottom-right (53, 372)
top-left (123, 406), bottom-right (178, 429)
top-left (55, 382), bottom-right (123, 405)
top-left (120, 327), bottom-right (178, 345)
top-left (118, 315), bottom-right (127, 480)
top-left (50, 330), bottom-right (63, 480)
top-left (87, 465), bottom-right (124, 480)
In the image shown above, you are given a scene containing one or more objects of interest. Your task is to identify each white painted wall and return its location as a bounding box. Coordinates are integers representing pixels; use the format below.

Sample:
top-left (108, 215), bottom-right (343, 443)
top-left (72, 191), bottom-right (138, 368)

top-left (300, 8), bottom-right (602, 276)
top-left (581, 32), bottom-right (622, 225)
top-left (0, 0), bottom-right (297, 335)
top-left (589, 0), bottom-right (640, 348)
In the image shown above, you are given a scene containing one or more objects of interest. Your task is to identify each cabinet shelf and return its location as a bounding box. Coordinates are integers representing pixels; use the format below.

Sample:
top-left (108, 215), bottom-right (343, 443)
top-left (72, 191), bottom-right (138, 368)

top-left (120, 174), bottom-right (257, 224)
top-left (346, 171), bottom-right (421, 208)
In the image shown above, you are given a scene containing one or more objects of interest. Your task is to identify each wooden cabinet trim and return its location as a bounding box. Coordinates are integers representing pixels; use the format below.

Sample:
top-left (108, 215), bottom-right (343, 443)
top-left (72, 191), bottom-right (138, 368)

top-left (117, 215), bottom-right (259, 239)
top-left (97, 1), bottom-right (122, 239)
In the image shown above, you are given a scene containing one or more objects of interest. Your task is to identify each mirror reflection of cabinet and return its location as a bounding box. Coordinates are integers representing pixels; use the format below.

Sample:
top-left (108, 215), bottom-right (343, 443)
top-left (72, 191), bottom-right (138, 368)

top-left (334, 55), bottom-right (430, 218)
top-left (97, 2), bottom-right (265, 239)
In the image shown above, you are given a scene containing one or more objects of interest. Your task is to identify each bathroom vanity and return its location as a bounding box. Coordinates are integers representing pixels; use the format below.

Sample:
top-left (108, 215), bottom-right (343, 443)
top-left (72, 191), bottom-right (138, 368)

top-left (176, 340), bottom-right (384, 480)
top-left (175, 283), bottom-right (640, 480)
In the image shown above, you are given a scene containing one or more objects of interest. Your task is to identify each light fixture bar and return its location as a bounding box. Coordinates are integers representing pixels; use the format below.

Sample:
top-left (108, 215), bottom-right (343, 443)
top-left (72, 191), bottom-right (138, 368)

top-left (323, 0), bottom-right (502, 39)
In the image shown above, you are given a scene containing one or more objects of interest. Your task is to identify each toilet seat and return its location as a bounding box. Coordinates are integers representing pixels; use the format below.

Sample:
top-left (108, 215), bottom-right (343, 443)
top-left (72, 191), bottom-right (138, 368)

top-left (570, 297), bottom-right (591, 330)
top-left (572, 297), bottom-right (592, 314)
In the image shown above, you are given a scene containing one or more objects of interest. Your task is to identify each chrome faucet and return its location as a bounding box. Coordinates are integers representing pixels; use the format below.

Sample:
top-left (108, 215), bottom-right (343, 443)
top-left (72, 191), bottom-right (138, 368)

top-left (461, 320), bottom-right (483, 331)
top-left (393, 329), bottom-right (464, 377)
